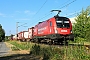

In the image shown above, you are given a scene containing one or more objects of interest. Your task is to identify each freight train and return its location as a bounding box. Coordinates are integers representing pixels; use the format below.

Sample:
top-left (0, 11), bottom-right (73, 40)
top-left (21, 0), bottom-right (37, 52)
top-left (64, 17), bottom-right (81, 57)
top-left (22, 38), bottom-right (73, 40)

top-left (12, 10), bottom-right (74, 44)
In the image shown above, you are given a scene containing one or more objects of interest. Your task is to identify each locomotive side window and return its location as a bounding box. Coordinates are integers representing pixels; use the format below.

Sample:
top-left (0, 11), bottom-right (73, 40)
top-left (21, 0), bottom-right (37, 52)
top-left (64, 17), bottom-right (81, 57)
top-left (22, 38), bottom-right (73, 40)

top-left (56, 17), bottom-right (70, 28)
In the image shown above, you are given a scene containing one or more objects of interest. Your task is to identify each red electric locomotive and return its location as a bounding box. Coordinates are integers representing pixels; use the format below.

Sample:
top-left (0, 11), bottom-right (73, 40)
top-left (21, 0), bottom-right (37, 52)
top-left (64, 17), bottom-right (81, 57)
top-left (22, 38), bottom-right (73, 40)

top-left (32, 10), bottom-right (74, 44)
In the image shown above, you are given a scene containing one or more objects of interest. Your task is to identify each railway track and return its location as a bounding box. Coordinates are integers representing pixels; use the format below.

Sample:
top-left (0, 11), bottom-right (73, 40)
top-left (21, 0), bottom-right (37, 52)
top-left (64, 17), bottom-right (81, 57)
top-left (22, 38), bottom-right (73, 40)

top-left (34, 41), bottom-right (90, 50)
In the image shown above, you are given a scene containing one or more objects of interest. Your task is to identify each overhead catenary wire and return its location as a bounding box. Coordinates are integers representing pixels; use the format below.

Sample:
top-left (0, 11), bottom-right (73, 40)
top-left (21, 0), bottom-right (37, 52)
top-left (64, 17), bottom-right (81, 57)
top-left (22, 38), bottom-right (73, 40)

top-left (55, 0), bottom-right (71, 9)
top-left (31, 0), bottom-right (48, 19)
top-left (27, 0), bottom-right (77, 28)
top-left (37, 13), bottom-right (52, 21)
top-left (59, 0), bottom-right (77, 9)
top-left (29, 0), bottom-right (71, 22)
top-left (66, 10), bottom-right (81, 17)
top-left (15, 0), bottom-right (78, 35)
top-left (36, 0), bottom-right (77, 22)
top-left (26, 0), bottom-right (48, 27)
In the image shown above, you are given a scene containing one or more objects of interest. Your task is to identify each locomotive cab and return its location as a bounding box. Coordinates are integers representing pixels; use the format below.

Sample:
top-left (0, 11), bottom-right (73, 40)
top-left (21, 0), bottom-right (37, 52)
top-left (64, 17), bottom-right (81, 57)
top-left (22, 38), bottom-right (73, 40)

top-left (50, 15), bottom-right (74, 41)
top-left (55, 16), bottom-right (71, 34)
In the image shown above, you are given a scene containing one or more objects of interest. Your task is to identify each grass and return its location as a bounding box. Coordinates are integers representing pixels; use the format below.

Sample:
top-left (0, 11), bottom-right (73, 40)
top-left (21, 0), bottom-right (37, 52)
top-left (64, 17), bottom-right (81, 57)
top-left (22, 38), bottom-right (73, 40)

top-left (30, 43), bottom-right (90, 60)
top-left (7, 40), bottom-right (90, 60)
top-left (7, 40), bottom-right (33, 50)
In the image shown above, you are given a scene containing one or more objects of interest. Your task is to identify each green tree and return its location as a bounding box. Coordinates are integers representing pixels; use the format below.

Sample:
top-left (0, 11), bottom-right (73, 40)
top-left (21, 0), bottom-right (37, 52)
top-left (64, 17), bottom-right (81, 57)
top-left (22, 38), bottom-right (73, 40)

top-left (73, 6), bottom-right (90, 41)
top-left (0, 24), bottom-right (5, 42)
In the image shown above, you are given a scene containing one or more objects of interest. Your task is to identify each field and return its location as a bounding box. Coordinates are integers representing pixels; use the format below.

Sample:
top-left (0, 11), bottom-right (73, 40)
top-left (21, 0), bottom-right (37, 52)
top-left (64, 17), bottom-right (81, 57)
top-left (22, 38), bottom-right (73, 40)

top-left (1, 40), bottom-right (90, 60)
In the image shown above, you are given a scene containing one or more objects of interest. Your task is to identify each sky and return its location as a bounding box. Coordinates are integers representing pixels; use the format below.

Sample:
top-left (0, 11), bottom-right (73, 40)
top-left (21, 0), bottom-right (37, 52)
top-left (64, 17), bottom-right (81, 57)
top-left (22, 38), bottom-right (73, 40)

top-left (0, 0), bottom-right (90, 36)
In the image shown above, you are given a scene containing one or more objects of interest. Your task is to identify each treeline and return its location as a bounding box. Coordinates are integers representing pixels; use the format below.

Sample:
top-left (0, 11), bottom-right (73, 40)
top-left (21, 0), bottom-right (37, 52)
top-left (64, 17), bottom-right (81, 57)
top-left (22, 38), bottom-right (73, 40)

top-left (0, 24), bottom-right (5, 42)
top-left (73, 6), bottom-right (90, 42)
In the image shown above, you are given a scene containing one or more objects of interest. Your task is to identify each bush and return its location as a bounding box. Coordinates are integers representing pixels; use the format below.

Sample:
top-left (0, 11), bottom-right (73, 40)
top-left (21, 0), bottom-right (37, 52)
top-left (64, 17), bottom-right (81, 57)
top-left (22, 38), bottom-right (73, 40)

top-left (8, 40), bottom-right (90, 60)
top-left (30, 44), bottom-right (64, 60)
top-left (31, 44), bottom-right (40, 55)
top-left (30, 44), bottom-right (90, 60)
top-left (74, 37), bottom-right (86, 43)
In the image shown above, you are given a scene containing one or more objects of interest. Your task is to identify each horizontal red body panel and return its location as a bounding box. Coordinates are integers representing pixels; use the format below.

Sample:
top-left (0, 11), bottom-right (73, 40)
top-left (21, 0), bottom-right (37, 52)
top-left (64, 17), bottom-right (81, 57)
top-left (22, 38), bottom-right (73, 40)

top-left (33, 25), bottom-right (38, 36)
top-left (33, 17), bottom-right (56, 36)
top-left (37, 21), bottom-right (49, 36)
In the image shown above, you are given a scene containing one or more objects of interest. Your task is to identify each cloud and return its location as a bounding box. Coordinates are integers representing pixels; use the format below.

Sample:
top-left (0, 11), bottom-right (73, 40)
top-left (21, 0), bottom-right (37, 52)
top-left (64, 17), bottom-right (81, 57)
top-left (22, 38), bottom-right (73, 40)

top-left (24, 10), bottom-right (35, 15)
top-left (15, 10), bottom-right (35, 15)
top-left (15, 18), bottom-right (30, 20)
top-left (24, 10), bottom-right (30, 14)
top-left (10, 16), bottom-right (14, 17)
top-left (15, 11), bottom-right (21, 13)
top-left (0, 12), bottom-right (14, 17)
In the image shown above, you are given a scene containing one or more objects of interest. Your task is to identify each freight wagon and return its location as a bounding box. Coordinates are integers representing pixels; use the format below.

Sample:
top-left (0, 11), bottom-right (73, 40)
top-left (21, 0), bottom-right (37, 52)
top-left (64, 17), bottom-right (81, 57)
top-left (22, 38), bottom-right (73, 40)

top-left (17, 31), bottom-right (28, 41)
top-left (12, 35), bottom-right (17, 40)
top-left (28, 27), bottom-right (34, 41)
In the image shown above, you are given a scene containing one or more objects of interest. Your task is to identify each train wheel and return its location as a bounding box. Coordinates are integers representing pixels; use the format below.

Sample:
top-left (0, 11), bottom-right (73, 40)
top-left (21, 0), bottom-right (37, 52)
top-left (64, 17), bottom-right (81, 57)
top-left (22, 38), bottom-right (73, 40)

top-left (64, 40), bottom-right (68, 45)
top-left (48, 40), bottom-right (53, 45)
top-left (34, 38), bottom-right (40, 44)
top-left (34, 38), bottom-right (38, 43)
top-left (31, 39), bottom-right (34, 42)
top-left (60, 41), bottom-right (64, 45)
top-left (52, 40), bottom-right (55, 45)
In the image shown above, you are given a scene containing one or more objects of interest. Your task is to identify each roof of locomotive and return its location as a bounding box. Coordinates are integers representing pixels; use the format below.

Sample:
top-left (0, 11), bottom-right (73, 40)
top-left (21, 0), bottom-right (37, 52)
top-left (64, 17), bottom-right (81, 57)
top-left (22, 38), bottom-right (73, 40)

top-left (38, 15), bottom-right (69, 24)
top-left (54, 15), bottom-right (69, 19)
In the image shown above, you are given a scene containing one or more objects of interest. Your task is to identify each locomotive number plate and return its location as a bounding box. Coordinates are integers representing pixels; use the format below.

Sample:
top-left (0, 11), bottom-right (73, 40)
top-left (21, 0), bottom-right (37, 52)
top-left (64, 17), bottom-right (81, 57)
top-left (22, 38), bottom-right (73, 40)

top-left (61, 30), bottom-right (67, 32)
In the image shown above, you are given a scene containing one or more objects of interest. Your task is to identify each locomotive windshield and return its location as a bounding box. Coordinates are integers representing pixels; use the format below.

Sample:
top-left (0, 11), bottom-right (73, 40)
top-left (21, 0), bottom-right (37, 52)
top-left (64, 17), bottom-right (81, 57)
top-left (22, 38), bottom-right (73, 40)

top-left (56, 17), bottom-right (70, 28)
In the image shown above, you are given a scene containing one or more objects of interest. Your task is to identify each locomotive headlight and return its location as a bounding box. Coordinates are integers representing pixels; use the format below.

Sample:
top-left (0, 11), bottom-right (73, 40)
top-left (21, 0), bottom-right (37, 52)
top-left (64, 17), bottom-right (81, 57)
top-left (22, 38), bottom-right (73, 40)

top-left (54, 27), bottom-right (58, 33)
top-left (55, 29), bottom-right (58, 33)
top-left (54, 28), bottom-right (58, 33)
top-left (70, 30), bottom-right (72, 33)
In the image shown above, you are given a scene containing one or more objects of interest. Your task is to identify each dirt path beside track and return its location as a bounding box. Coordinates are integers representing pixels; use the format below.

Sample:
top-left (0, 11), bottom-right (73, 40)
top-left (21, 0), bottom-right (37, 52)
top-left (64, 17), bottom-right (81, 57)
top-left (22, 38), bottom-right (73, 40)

top-left (0, 42), bottom-right (43, 60)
